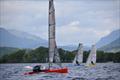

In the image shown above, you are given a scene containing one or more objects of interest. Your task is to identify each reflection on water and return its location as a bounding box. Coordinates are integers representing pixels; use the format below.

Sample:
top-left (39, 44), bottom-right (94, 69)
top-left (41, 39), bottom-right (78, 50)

top-left (0, 63), bottom-right (120, 80)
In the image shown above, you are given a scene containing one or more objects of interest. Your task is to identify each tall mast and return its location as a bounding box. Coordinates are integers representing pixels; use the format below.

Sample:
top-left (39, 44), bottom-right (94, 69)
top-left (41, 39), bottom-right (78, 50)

top-left (49, 0), bottom-right (61, 68)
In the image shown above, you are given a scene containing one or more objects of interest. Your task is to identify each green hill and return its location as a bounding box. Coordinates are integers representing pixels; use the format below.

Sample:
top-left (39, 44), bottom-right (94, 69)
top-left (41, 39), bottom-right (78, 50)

top-left (0, 47), bottom-right (19, 57)
top-left (0, 46), bottom-right (120, 63)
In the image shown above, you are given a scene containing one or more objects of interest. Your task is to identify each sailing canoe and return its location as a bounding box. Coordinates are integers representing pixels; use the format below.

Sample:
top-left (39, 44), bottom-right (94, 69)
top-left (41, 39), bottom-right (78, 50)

top-left (24, 67), bottom-right (68, 75)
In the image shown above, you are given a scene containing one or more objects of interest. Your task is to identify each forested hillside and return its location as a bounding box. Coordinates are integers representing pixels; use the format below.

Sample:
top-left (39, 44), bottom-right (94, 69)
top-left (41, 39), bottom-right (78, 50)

top-left (0, 47), bottom-right (120, 63)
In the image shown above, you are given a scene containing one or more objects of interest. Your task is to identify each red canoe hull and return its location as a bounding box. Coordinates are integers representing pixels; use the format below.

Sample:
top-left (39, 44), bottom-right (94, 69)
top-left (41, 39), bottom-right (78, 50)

top-left (24, 67), bottom-right (68, 75)
top-left (45, 67), bottom-right (68, 73)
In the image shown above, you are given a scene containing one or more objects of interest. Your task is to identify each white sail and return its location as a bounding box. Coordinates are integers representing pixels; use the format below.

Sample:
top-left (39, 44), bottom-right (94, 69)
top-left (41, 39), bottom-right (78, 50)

top-left (53, 43), bottom-right (61, 67)
top-left (86, 45), bottom-right (97, 66)
top-left (73, 43), bottom-right (83, 65)
top-left (48, 0), bottom-right (61, 68)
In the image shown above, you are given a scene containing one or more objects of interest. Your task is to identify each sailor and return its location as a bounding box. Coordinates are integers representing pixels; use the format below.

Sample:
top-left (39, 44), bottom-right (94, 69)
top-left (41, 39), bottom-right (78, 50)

top-left (91, 61), bottom-right (95, 65)
top-left (76, 60), bottom-right (80, 65)
top-left (33, 65), bottom-right (46, 72)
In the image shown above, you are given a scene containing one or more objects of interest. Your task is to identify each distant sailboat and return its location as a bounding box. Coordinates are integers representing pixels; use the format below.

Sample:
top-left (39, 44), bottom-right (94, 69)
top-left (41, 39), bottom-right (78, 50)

top-left (86, 45), bottom-right (97, 67)
top-left (73, 43), bottom-right (83, 65)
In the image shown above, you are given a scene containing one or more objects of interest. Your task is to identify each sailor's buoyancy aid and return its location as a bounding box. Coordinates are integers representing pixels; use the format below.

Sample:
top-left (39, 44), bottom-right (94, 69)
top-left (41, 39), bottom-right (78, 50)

top-left (33, 65), bottom-right (42, 72)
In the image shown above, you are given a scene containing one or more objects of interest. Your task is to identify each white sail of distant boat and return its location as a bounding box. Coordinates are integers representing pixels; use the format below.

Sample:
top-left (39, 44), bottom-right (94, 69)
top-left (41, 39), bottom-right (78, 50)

top-left (48, 0), bottom-right (61, 68)
top-left (86, 45), bottom-right (97, 66)
top-left (73, 43), bottom-right (83, 65)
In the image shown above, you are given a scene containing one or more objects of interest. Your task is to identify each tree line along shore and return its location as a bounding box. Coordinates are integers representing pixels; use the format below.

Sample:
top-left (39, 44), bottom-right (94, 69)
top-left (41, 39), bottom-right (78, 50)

top-left (0, 47), bottom-right (120, 63)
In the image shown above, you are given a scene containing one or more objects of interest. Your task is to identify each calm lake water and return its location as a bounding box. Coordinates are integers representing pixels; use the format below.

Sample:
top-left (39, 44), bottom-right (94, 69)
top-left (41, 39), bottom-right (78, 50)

top-left (0, 63), bottom-right (120, 80)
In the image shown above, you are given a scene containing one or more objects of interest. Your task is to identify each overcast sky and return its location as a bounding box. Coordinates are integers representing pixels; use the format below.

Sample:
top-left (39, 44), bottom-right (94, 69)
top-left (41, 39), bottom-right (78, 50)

top-left (0, 0), bottom-right (120, 46)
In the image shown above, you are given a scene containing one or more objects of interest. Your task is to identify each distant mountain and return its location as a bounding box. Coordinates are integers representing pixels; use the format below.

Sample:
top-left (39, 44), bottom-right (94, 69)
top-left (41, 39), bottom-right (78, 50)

top-left (0, 28), bottom-right (47, 48)
top-left (0, 47), bottom-right (19, 57)
top-left (58, 45), bottom-right (76, 51)
top-left (9, 29), bottom-right (46, 42)
top-left (96, 29), bottom-right (120, 48)
top-left (58, 45), bottom-right (90, 51)
top-left (99, 37), bottom-right (120, 52)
